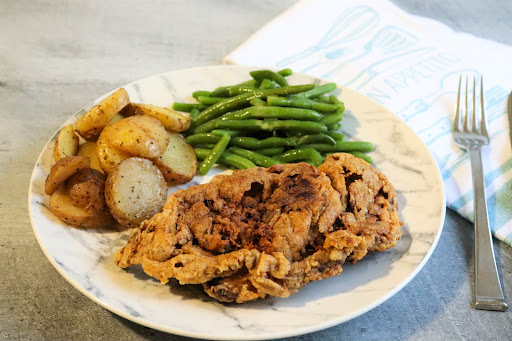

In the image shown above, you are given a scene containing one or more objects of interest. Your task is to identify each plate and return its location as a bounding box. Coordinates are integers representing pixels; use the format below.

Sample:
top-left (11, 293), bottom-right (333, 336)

top-left (28, 65), bottom-right (445, 340)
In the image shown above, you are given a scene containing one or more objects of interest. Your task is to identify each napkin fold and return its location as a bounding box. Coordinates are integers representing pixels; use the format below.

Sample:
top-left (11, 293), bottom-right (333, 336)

top-left (225, 0), bottom-right (512, 247)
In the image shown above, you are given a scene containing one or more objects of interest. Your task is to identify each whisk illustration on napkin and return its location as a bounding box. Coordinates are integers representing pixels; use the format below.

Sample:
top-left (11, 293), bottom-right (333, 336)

top-left (320, 26), bottom-right (418, 78)
top-left (276, 6), bottom-right (379, 70)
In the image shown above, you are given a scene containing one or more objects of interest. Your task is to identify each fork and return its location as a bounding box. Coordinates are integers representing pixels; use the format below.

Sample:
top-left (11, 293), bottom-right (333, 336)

top-left (453, 76), bottom-right (508, 311)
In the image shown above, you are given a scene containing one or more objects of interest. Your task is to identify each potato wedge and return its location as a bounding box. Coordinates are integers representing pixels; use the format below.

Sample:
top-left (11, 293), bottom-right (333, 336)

top-left (65, 168), bottom-right (107, 211)
top-left (121, 103), bottom-right (191, 132)
top-left (105, 157), bottom-right (167, 228)
top-left (96, 125), bottom-right (131, 174)
top-left (49, 185), bottom-right (114, 228)
top-left (53, 124), bottom-right (79, 161)
top-left (108, 113), bottom-right (125, 125)
top-left (77, 141), bottom-right (103, 173)
top-left (151, 131), bottom-right (197, 185)
top-left (107, 115), bottom-right (169, 158)
top-left (75, 88), bottom-right (130, 140)
top-left (45, 156), bottom-right (91, 195)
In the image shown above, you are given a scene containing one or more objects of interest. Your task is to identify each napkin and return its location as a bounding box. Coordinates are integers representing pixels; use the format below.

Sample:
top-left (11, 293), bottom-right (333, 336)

top-left (225, 0), bottom-right (512, 247)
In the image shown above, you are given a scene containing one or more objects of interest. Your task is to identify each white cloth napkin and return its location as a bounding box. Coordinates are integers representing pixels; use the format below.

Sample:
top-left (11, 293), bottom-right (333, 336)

top-left (224, 0), bottom-right (512, 247)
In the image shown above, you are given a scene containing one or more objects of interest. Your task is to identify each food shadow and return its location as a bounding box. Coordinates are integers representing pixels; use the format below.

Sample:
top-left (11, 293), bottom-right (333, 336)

top-left (337, 108), bottom-right (361, 141)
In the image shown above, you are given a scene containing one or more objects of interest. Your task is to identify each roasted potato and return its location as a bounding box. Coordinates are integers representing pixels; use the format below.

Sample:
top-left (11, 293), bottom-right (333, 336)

top-left (75, 88), bottom-right (130, 140)
top-left (49, 185), bottom-right (114, 228)
top-left (53, 124), bottom-right (79, 161)
top-left (121, 103), bottom-right (191, 132)
top-left (107, 115), bottom-right (169, 158)
top-left (152, 131), bottom-right (197, 185)
top-left (108, 113), bottom-right (125, 125)
top-left (77, 141), bottom-right (103, 173)
top-left (96, 125), bottom-right (131, 174)
top-left (45, 156), bottom-right (91, 195)
top-left (105, 157), bottom-right (167, 228)
top-left (65, 168), bottom-right (107, 211)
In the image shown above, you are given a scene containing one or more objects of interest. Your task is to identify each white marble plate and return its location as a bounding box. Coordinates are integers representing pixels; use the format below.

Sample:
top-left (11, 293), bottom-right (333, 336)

top-left (29, 65), bottom-right (445, 340)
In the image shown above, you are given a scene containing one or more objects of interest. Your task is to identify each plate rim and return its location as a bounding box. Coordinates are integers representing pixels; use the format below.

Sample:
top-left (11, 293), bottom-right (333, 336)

top-left (28, 64), bottom-right (446, 340)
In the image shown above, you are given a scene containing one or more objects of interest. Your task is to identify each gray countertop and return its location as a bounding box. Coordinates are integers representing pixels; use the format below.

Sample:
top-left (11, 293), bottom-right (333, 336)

top-left (1, 1), bottom-right (511, 340)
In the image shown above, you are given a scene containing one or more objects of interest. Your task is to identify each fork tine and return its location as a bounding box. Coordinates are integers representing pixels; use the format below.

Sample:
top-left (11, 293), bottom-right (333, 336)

top-left (454, 75), bottom-right (462, 132)
top-left (480, 75), bottom-right (489, 137)
top-left (472, 76), bottom-right (478, 132)
top-left (463, 76), bottom-right (470, 131)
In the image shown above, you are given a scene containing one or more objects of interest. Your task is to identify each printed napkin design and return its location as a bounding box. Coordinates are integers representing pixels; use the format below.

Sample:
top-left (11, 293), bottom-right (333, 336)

top-left (225, 0), bottom-right (512, 246)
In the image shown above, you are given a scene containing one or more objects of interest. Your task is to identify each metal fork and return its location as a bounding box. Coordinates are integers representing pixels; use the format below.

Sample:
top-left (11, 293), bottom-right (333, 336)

top-left (453, 76), bottom-right (508, 311)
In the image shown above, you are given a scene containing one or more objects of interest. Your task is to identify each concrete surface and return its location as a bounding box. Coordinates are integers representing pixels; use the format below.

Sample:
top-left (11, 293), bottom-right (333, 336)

top-left (1, 0), bottom-right (511, 340)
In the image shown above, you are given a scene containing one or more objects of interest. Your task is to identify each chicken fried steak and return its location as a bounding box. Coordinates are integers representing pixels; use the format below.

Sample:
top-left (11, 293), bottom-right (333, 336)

top-left (115, 153), bottom-right (402, 303)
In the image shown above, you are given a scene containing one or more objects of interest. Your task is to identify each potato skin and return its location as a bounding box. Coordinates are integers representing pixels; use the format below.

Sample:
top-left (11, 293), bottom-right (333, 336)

top-left (105, 157), bottom-right (167, 228)
top-left (75, 88), bottom-right (130, 140)
top-left (53, 124), bottom-right (79, 161)
top-left (65, 168), bottom-right (107, 212)
top-left (121, 103), bottom-right (191, 132)
top-left (96, 125), bottom-right (131, 174)
top-left (107, 115), bottom-right (170, 158)
top-left (151, 131), bottom-right (197, 185)
top-left (45, 156), bottom-right (91, 195)
top-left (49, 185), bottom-right (114, 228)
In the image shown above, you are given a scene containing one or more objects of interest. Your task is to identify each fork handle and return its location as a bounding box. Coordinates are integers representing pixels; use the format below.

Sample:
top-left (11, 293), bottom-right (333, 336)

top-left (469, 149), bottom-right (508, 311)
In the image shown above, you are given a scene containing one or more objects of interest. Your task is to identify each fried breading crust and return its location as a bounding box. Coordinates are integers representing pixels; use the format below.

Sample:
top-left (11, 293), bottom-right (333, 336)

top-left (115, 153), bottom-right (401, 303)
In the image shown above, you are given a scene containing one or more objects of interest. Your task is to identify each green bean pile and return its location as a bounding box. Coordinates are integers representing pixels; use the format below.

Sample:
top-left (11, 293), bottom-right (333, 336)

top-left (173, 69), bottom-right (374, 175)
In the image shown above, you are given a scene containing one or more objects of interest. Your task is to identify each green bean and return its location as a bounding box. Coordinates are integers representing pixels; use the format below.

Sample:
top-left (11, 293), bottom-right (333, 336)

top-left (211, 129), bottom-right (241, 137)
top-left (198, 133), bottom-right (231, 175)
top-left (209, 86), bottom-right (231, 97)
top-left (319, 108), bottom-right (344, 126)
top-left (296, 133), bottom-right (336, 146)
top-left (301, 141), bottom-right (375, 153)
top-left (316, 96), bottom-right (331, 103)
top-left (231, 136), bottom-right (296, 149)
top-left (266, 95), bottom-right (338, 112)
top-left (259, 78), bottom-right (277, 90)
top-left (189, 108), bottom-right (200, 119)
top-left (277, 147), bottom-right (324, 167)
top-left (326, 123), bottom-right (342, 131)
top-left (229, 147), bottom-right (282, 167)
top-left (329, 95), bottom-right (342, 106)
top-left (250, 98), bottom-right (267, 106)
top-left (190, 107), bottom-right (249, 133)
top-left (207, 70), bottom-right (289, 98)
top-left (192, 83), bottom-right (316, 127)
top-left (193, 106), bottom-right (323, 134)
top-left (189, 118), bottom-right (223, 134)
top-left (228, 85), bottom-right (258, 96)
top-left (212, 119), bottom-right (328, 134)
top-left (349, 152), bottom-right (373, 164)
top-left (195, 148), bottom-right (256, 169)
top-left (209, 80), bottom-right (258, 97)
top-left (296, 83), bottom-right (337, 98)
top-left (172, 102), bottom-right (209, 112)
top-left (326, 130), bottom-right (345, 141)
top-left (240, 106), bottom-right (323, 121)
top-left (250, 70), bottom-right (289, 87)
top-left (253, 146), bottom-right (285, 156)
top-left (186, 133), bottom-right (221, 145)
top-left (192, 90), bottom-right (211, 99)
top-left (197, 96), bottom-right (224, 105)
top-left (277, 68), bottom-right (292, 77)
top-left (238, 79), bottom-right (258, 87)
top-left (229, 136), bottom-right (260, 148)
